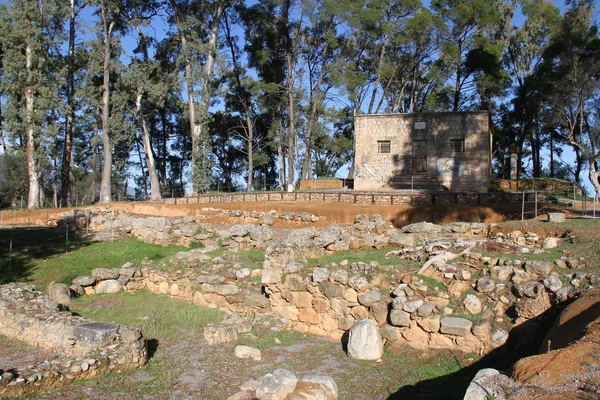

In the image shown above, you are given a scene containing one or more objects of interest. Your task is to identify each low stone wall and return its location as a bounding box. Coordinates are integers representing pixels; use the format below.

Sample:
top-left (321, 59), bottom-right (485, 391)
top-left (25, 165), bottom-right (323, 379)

top-left (161, 190), bottom-right (544, 207)
top-left (0, 283), bottom-right (147, 396)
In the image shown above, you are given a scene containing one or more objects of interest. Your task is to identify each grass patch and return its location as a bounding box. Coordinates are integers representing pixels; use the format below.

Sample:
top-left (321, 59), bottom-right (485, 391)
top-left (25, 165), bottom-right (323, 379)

top-left (70, 291), bottom-right (223, 340)
top-left (0, 228), bottom-right (186, 289)
top-left (416, 275), bottom-right (448, 292)
top-left (206, 247), bottom-right (265, 269)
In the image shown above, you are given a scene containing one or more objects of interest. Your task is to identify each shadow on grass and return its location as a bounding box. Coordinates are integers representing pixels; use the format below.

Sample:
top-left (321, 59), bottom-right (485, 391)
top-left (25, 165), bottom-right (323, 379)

top-left (386, 303), bottom-right (563, 400)
top-left (0, 228), bottom-right (93, 285)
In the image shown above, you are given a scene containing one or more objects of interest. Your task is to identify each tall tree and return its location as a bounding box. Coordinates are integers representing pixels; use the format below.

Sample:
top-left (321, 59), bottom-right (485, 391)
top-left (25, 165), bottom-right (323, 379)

top-left (431, 0), bottom-right (501, 111)
top-left (167, 0), bottom-right (229, 194)
top-left (0, 0), bottom-right (64, 209)
top-left (539, 0), bottom-right (600, 194)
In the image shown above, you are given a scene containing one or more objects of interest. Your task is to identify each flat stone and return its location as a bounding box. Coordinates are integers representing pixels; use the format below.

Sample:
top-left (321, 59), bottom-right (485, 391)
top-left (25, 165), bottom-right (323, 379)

top-left (358, 291), bottom-right (381, 307)
top-left (216, 284), bottom-right (240, 296)
top-left (91, 268), bottom-right (119, 280)
top-left (543, 275), bottom-right (562, 292)
top-left (95, 279), bottom-right (122, 294)
top-left (403, 299), bottom-right (424, 313)
top-left (74, 322), bottom-right (119, 346)
top-left (204, 323), bottom-right (239, 345)
top-left (440, 317), bottom-right (473, 337)
top-left (235, 345), bottom-right (262, 361)
top-left (301, 375), bottom-right (338, 398)
top-left (244, 292), bottom-right (270, 308)
top-left (72, 276), bottom-right (95, 287)
top-left (524, 260), bottom-right (553, 278)
top-left (389, 309), bottom-right (411, 327)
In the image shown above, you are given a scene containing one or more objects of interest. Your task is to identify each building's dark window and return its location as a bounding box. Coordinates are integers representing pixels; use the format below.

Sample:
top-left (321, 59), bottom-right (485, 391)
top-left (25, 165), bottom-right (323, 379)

top-left (377, 140), bottom-right (391, 154)
top-left (450, 139), bottom-right (465, 153)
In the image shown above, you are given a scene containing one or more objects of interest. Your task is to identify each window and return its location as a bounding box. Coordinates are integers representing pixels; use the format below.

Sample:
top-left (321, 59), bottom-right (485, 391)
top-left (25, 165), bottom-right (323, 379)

top-left (377, 140), bottom-right (391, 154)
top-left (450, 139), bottom-right (464, 153)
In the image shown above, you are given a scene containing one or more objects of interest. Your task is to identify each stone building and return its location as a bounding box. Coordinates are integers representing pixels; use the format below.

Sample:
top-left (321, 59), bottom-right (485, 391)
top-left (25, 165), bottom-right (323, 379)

top-left (353, 111), bottom-right (492, 192)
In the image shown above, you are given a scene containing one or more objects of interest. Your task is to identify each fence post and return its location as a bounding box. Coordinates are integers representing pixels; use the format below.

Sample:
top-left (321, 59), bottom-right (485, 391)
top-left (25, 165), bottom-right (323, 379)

top-left (534, 191), bottom-right (537, 218)
top-left (65, 223), bottom-right (69, 254)
top-left (521, 191), bottom-right (525, 221)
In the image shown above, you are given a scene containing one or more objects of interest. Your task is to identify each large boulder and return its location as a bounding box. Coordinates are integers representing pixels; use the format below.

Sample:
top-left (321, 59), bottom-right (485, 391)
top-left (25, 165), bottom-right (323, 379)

top-left (47, 283), bottom-right (71, 306)
top-left (347, 318), bottom-right (384, 360)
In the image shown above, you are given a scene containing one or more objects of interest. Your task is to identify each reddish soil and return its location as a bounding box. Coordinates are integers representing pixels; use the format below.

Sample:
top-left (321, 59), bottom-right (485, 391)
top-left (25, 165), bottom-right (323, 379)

top-left (1, 200), bottom-right (524, 229)
top-left (508, 290), bottom-right (600, 398)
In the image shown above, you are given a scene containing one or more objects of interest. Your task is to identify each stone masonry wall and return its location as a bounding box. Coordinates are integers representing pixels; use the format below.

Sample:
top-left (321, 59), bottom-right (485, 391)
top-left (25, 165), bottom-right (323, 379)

top-left (0, 283), bottom-right (147, 396)
top-left (354, 112), bottom-right (491, 192)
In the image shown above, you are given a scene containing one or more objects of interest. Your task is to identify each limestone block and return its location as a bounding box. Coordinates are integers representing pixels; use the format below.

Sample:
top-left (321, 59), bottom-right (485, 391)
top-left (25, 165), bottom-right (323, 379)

top-left (389, 309), bottom-right (411, 327)
top-left (291, 292), bottom-right (313, 309)
top-left (95, 280), bottom-right (122, 294)
top-left (347, 319), bottom-right (384, 360)
top-left (358, 291), bottom-right (381, 307)
top-left (440, 317), bottom-right (473, 337)
top-left (74, 322), bottom-right (118, 346)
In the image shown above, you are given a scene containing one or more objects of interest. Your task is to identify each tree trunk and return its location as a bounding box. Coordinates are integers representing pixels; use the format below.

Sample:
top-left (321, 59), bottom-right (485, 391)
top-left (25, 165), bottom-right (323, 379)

top-left (133, 26), bottom-right (161, 201)
top-left (25, 44), bottom-right (40, 209)
top-left (286, 52), bottom-right (296, 189)
top-left (61, 0), bottom-right (76, 207)
top-left (135, 137), bottom-right (148, 198)
top-left (137, 93), bottom-right (161, 200)
top-left (90, 118), bottom-right (99, 203)
top-left (301, 34), bottom-right (330, 181)
top-left (99, 16), bottom-right (114, 203)
top-left (223, 14), bottom-right (254, 190)
top-left (277, 120), bottom-right (285, 190)
top-left (367, 33), bottom-right (389, 114)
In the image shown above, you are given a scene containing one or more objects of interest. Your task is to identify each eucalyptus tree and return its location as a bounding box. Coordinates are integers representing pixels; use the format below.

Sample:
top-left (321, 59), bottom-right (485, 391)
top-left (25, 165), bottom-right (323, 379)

top-left (538, 0), bottom-right (600, 193)
top-left (242, 0), bottom-right (303, 188)
top-left (500, 0), bottom-right (560, 177)
top-left (0, 0), bottom-right (64, 208)
top-left (166, 0), bottom-right (231, 194)
top-left (222, 5), bottom-right (259, 189)
top-left (60, 0), bottom-right (85, 206)
top-left (124, 1), bottom-right (163, 200)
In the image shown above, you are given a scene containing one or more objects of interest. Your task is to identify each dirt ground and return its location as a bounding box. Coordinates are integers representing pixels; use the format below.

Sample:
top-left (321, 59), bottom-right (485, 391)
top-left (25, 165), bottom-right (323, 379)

top-left (0, 199), bottom-right (529, 229)
top-left (0, 335), bottom-right (62, 370)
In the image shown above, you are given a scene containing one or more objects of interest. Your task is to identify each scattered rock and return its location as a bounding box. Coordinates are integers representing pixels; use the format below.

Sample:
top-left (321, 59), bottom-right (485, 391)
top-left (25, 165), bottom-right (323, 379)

top-left (235, 345), bottom-right (262, 361)
top-left (463, 294), bottom-right (482, 314)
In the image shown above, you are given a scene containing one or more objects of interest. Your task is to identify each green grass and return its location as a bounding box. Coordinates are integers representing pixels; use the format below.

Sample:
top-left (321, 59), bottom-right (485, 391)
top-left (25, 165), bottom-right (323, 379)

top-left (206, 247), bottom-right (265, 269)
top-left (70, 291), bottom-right (223, 340)
top-left (416, 274), bottom-right (448, 292)
top-left (0, 228), bottom-right (187, 290)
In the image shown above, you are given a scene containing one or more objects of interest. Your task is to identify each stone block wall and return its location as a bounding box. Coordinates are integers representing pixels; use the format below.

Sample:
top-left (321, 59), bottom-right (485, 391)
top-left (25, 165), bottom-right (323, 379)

top-left (354, 112), bottom-right (491, 192)
top-left (0, 283), bottom-right (147, 396)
